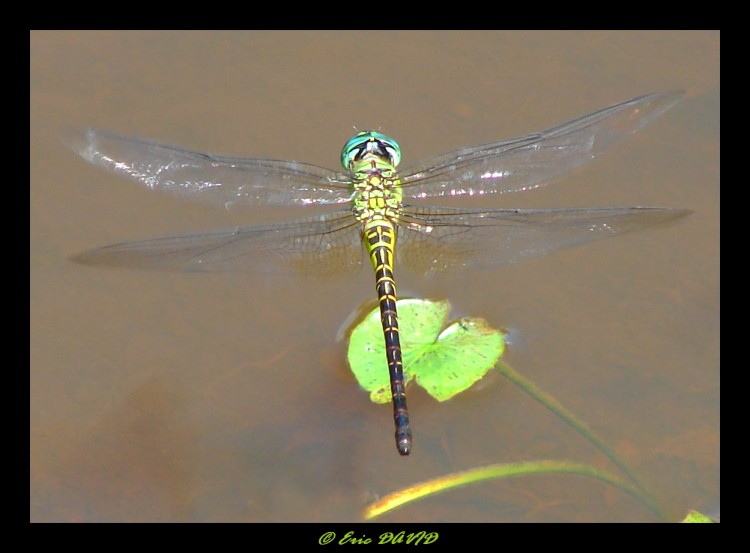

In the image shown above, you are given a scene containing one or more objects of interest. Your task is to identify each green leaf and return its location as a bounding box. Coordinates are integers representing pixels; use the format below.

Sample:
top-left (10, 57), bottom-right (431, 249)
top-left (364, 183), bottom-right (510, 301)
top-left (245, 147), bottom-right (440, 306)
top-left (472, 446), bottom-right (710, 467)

top-left (347, 299), bottom-right (505, 403)
top-left (415, 317), bottom-right (505, 401)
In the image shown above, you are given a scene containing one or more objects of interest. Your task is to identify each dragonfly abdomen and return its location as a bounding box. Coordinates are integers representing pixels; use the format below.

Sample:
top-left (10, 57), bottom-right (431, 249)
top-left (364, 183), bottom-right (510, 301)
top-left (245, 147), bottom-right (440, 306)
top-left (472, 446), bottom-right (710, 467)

top-left (363, 218), bottom-right (412, 455)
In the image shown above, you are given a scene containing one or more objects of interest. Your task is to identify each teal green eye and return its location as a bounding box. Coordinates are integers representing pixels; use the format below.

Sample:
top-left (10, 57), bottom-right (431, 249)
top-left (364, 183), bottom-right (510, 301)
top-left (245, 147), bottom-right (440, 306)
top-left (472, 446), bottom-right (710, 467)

top-left (341, 130), bottom-right (401, 171)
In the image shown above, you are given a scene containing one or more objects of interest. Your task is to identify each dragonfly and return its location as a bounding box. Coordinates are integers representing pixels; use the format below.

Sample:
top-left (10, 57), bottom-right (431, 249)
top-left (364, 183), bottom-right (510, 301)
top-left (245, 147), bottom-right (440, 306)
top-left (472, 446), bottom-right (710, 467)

top-left (68, 91), bottom-right (690, 456)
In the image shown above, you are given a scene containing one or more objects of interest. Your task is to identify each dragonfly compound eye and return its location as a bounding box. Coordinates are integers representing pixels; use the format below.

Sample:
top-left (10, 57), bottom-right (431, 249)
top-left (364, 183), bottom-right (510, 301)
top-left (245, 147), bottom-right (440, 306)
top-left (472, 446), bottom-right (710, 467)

top-left (341, 131), bottom-right (402, 171)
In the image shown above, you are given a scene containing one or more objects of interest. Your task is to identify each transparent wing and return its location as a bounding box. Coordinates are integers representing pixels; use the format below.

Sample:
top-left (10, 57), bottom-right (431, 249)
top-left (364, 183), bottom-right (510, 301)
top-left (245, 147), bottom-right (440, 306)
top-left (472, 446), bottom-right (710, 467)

top-left (71, 205), bottom-right (691, 275)
top-left (399, 91), bottom-right (683, 199)
top-left (395, 205), bottom-right (691, 274)
top-left (71, 210), bottom-right (366, 274)
top-left (64, 129), bottom-right (354, 208)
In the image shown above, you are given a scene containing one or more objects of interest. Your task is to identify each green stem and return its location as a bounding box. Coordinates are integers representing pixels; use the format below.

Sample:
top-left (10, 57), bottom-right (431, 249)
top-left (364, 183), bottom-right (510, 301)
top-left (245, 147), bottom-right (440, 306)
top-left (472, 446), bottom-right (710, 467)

top-left (495, 358), bottom-right (666, 518)
top-left (364, 460), bottom-right (662, 520)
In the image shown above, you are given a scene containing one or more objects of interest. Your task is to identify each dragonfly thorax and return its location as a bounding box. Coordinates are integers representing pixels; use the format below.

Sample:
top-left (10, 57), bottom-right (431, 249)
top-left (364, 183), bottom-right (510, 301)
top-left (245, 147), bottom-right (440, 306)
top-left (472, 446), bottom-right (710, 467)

top-left (352, 171), bottom-right (403, 223)
top-left (344, 132), bottom-right (404, 224)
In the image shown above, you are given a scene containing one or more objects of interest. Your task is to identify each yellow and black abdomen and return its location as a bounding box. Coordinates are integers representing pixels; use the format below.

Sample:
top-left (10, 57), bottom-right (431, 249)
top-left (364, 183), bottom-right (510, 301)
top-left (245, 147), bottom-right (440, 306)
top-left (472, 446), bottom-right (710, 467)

top-left (362, 216), bottom-right (412, 455)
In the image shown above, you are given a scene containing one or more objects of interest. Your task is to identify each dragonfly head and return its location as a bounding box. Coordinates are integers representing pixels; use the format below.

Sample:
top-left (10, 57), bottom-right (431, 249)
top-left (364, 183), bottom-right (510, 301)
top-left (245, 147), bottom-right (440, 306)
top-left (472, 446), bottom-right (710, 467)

top-left (341, 130), bottom-right (401, 172)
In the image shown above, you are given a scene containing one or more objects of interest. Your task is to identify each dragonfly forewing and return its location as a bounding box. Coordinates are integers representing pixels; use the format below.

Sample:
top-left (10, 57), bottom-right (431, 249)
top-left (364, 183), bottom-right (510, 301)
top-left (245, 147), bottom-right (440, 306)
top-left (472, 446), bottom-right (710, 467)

top-left (64, 128), bottom-right (355, 208)
top-left (398, 91), bottom-right (683, 200)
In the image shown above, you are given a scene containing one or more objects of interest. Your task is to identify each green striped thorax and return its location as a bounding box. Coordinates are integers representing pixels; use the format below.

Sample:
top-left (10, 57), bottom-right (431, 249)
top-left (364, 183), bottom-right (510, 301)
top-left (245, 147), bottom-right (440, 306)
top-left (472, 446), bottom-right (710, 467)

top-left (341, 131), bottom-right (404, 223)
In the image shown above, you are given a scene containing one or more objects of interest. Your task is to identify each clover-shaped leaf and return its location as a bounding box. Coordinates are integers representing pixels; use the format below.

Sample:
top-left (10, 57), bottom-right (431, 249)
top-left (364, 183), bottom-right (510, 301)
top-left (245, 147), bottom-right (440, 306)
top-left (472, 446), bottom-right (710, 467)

top-left (347, 299), bottom-right (505, 403)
